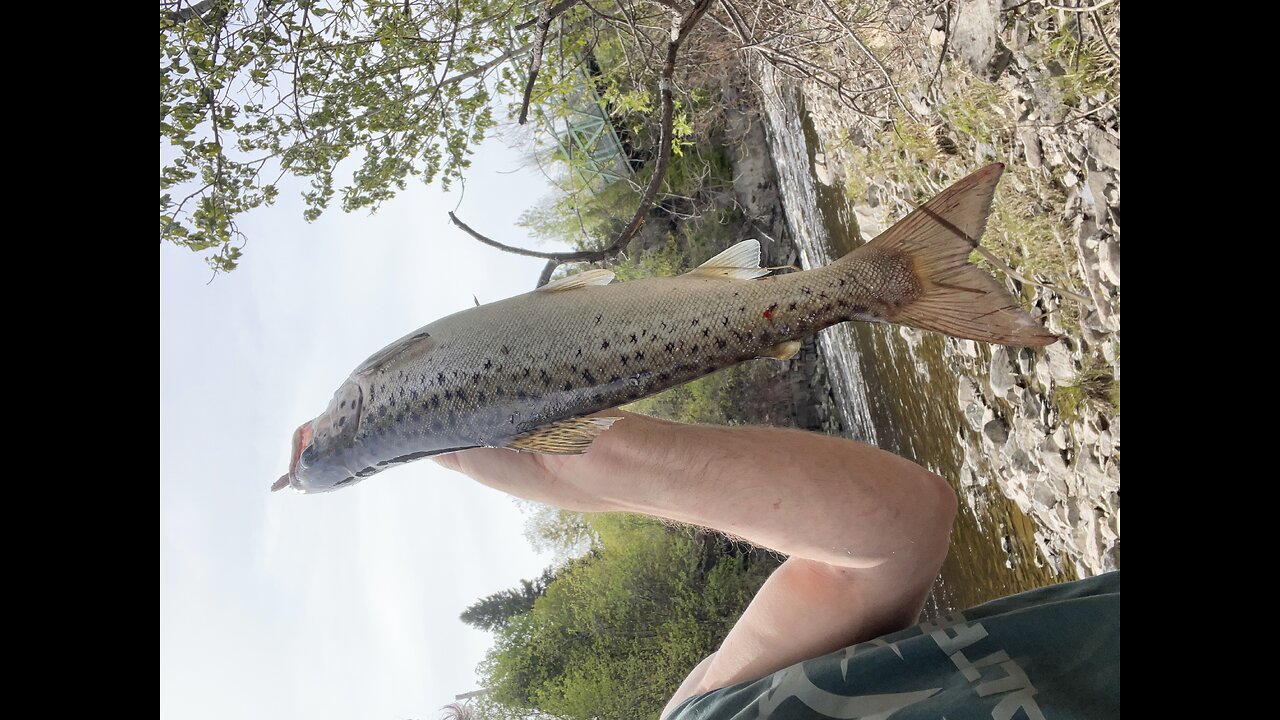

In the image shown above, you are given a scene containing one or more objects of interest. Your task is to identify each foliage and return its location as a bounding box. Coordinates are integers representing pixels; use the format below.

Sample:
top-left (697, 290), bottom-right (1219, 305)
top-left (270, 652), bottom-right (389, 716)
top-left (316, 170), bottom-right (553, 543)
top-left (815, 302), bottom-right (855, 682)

top-left (160, 0), bottom-right (532, 270)
top-left (461, 567), bottom-right (558, 631)
top-left (475, 512), bottom-right (776, 720)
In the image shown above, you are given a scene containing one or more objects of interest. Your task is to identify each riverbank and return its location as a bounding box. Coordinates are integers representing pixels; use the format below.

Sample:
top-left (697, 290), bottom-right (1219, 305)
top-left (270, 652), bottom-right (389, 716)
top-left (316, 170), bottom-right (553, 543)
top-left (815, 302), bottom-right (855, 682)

top-left (752, 2), bottom-right (1120, 578)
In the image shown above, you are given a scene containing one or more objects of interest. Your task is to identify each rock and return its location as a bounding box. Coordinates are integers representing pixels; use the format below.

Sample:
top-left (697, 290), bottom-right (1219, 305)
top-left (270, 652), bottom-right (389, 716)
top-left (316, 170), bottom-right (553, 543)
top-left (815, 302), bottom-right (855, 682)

top-left (1063, 171), bottom-right (1079, 187)
top-left (983, 418), bottom-right (1009, 445)
top-left (955, 339), bottom-right (980, 358)
top-left (1098, 430), bottom-right (1114, 457)
top-left (989, 346), bottom-right (1018, 399)
top-left (1098, 236), bottom-right (1120, 287)
top-left (1087, 127), bottom-right (1121, 171)
top-left (1018, 127), bottom-right (1039, 167)
top-left (951, 0), bottom-right (1013, 79)
top-left (1045, 343), bottom-right (1076, 383)
top-left (964, 400), bottom-right (987, 431)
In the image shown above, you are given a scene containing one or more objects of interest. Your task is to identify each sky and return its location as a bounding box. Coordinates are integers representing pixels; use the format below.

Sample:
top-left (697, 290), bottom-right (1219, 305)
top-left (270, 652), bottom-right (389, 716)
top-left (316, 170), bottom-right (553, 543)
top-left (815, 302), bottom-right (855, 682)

top-left (160, 128), bottom-right (574, 719)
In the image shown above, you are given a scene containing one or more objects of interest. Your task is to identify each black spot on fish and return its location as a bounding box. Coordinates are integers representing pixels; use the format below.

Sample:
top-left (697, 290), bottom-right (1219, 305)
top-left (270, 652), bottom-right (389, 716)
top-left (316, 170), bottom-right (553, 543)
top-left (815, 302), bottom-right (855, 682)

top-left (620, 355), bottom-right (629, 366)
top-left (478, 391), bottom-right (487, 403)
top-left (389, 397), bottom-right (397, 407)
top-left (581, 369), bottom-right (596, 385)
top-left (456, 390), bottom-right (467, 402)
top-left (802, 287), bottom-right (812, 295)
top-left (739, 306), bottom-right (746, 313)
top-left (472, 373), bottom-right (481, 384)
top-left (595, 314), bottom-right (603, 325)
top-left (357, 466), bottom-right (379, 477)
top-left (564, 381), bottom-right (573, 391)
top-left (576, 348), bottom-right (583, 357)
top-left (691, 345), bottom-right (699, 354)
top-left (635, 351), bottom-right (645, 361)
top-left (522, 368), bottom-right (530, 377)
top-left (338, 416), bottom-right (346, 427)
top-left (838, 278), bottom-right (846, 286)
top-left (378, 406), bottom-right (387, 417)
top-left (501, 346), bottom-right (510, 355)
top-left (702, 328), bottom-right (710, 337)
top-left (665, 342), bottom-right (675, 353)
top-left (630, 333), bottom-right (638, 344)
top-left (340, 400), bottom-right (347, 409)
top-left (691, 318), bottom-right (699, 326)
top-left (395, 413), bottom-right (404, 423)
top-left (335, 477), bottom-right (356, 487)
top-left (819, 291), bottom-right (828, 299)
top-left (601, 339), bottom-right (610, 350)
top-left (495, 388), bottom-right (505, 398)
top-left (732, 331), bottom-right (743, 342)
top-left (788, 302), bottom-right (798, 311)
top-left (539, 369), bottom-right (551, 386)
top-left (409, 389), bottom-right (418, 401)
top-left (483, 358), bottom-right (492, 369)
top-left (715, 338), bottom-right (727, 349)
top-left (571, 364), bottom-right (578, 372)
top-left (721, 317), bottom-right (729, 326)
top-left (380, 383), bottom-right (386, 393)
top-left (431, 395), bottom-right (440, 408)
top-left (437, 373), bottom-right (446, 385)
top-left (444, 390), bottom-right (453, 401)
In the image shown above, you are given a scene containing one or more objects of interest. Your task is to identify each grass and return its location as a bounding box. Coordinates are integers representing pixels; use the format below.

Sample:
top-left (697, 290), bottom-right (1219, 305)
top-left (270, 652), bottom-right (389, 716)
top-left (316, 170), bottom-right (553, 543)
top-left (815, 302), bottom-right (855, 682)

top-left (1050, 356), bottom-right (1118, 422)
top-left (1043, 19), bottom-right (1120, 108)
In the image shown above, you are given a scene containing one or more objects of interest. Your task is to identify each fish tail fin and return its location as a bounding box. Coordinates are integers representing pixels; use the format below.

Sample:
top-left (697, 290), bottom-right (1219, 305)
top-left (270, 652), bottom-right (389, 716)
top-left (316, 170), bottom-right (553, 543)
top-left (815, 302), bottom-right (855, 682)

top-left (838, 163), bottom-right (1058, 347)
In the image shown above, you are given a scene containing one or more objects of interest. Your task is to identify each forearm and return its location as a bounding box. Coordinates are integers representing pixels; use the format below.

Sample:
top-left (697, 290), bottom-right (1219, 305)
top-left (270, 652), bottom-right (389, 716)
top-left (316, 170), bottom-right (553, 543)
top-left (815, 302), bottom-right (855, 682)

top-left (537, 412), bottom-right (955, 573)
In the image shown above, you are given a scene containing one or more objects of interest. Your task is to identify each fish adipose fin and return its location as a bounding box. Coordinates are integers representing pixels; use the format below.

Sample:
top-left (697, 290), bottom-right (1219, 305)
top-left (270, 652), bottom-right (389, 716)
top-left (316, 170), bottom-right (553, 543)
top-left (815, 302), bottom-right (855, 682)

top-left (843, 163), bottom-right (1059, 347)
top-left (686, 239), bottom-right (772, 280)
top-left (506, 416), bottom-right (623, 454)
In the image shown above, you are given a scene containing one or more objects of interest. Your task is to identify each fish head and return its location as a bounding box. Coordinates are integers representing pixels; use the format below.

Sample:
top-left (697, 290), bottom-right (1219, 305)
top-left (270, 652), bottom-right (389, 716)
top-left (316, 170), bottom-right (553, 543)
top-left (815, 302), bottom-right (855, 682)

top-left (274, 378), bottom-right (367, 494)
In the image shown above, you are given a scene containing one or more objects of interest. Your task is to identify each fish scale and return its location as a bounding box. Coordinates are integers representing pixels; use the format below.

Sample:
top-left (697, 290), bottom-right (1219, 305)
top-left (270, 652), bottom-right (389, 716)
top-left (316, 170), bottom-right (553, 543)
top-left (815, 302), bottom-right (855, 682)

top-left (277, 164), bottom-right (1058, 494)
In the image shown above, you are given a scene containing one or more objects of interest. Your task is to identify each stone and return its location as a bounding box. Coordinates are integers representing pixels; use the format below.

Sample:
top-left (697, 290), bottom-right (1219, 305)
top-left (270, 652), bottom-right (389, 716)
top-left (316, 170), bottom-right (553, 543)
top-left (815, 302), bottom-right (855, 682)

top-left (1098, 236), bottom-right (1120, 287)
top-left (1087, 126), bottom-right (1121, 171)
top-left (983, 419), bottom-right (1009, 445)
top-left (1045, 343), bottom-right (1076, 383)
top-left (989, 346), bottom-right (1018, 399)
top-left (951, 0), bottom-right (1013, 79)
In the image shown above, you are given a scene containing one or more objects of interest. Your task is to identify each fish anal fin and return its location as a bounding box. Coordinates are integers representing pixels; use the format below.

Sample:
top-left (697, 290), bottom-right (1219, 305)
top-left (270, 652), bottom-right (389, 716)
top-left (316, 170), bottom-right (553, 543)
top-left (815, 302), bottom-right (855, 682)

top-left (538, 269), bottom-right (616, 292)
top-left (758, 340), bottom-right (802, 361)
top-left (686, 239), bottom-right (771, 280)
top-left (505, 416), bottom-right (622, 454)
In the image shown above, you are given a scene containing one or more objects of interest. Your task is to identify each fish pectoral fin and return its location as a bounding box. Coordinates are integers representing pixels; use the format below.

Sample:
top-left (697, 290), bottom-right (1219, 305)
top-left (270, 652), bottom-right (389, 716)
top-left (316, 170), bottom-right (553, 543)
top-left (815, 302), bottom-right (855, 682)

top-left (538, 268), bottom-right (616, 292)
top-left (758, 340), bottom-right (801, 361)
top-left (505, 416), bottom-right (623, 454)
top-left (685, 239), bottom-right (772, 280)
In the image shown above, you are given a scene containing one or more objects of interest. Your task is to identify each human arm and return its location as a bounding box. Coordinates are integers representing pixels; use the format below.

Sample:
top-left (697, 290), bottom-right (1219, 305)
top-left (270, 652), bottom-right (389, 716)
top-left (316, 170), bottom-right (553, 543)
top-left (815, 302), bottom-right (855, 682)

top-left (433, 411), bottom-right (957, 714)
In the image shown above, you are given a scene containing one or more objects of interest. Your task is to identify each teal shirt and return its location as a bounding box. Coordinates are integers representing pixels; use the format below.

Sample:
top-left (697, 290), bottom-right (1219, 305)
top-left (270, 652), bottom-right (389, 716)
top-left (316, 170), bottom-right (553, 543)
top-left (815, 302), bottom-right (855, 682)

top-left (668, 572), bottom-right (1120, 720)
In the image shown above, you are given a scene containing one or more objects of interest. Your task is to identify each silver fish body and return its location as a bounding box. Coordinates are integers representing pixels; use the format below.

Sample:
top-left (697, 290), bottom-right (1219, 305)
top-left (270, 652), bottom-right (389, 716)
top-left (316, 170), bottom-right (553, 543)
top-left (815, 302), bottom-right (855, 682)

top-left (278, 164), bottom-right (1056, 493)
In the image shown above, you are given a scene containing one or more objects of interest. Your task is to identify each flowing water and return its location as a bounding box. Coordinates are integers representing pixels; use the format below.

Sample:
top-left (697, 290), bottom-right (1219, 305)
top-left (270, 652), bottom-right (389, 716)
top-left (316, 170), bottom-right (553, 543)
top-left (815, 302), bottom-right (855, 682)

top-left (759, 72), bottom-right (1074, 614)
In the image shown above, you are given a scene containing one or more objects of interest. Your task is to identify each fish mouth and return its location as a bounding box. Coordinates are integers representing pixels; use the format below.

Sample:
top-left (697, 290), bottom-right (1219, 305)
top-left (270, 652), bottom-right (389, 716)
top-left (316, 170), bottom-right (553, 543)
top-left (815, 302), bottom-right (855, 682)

top-left (273, 421), bottom-right (315, 492)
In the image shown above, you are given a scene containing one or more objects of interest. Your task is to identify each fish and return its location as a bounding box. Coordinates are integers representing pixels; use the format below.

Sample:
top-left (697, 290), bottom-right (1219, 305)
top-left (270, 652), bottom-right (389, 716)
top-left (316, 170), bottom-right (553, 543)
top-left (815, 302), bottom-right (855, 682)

top-left (273, 163), bottom-right (1056, 494)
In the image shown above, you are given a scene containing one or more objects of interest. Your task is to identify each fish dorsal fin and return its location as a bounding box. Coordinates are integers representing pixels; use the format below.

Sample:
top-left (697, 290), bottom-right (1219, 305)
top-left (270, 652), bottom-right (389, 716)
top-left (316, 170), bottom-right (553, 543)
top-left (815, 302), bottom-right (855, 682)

top-left (354, 330), bottom-right (433, 377)
top-left (686, 239), bottom-right (771, 280)
top-left (505, 416), bottom-right (622, 454)
top-left (538, 269), bottom-right (616, 292)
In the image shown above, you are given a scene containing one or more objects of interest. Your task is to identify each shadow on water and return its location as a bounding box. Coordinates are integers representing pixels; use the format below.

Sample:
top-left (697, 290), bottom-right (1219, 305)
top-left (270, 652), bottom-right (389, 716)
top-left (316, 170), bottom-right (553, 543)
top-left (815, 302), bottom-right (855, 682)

top-left (765, 81), bottom-right (1073, 615)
